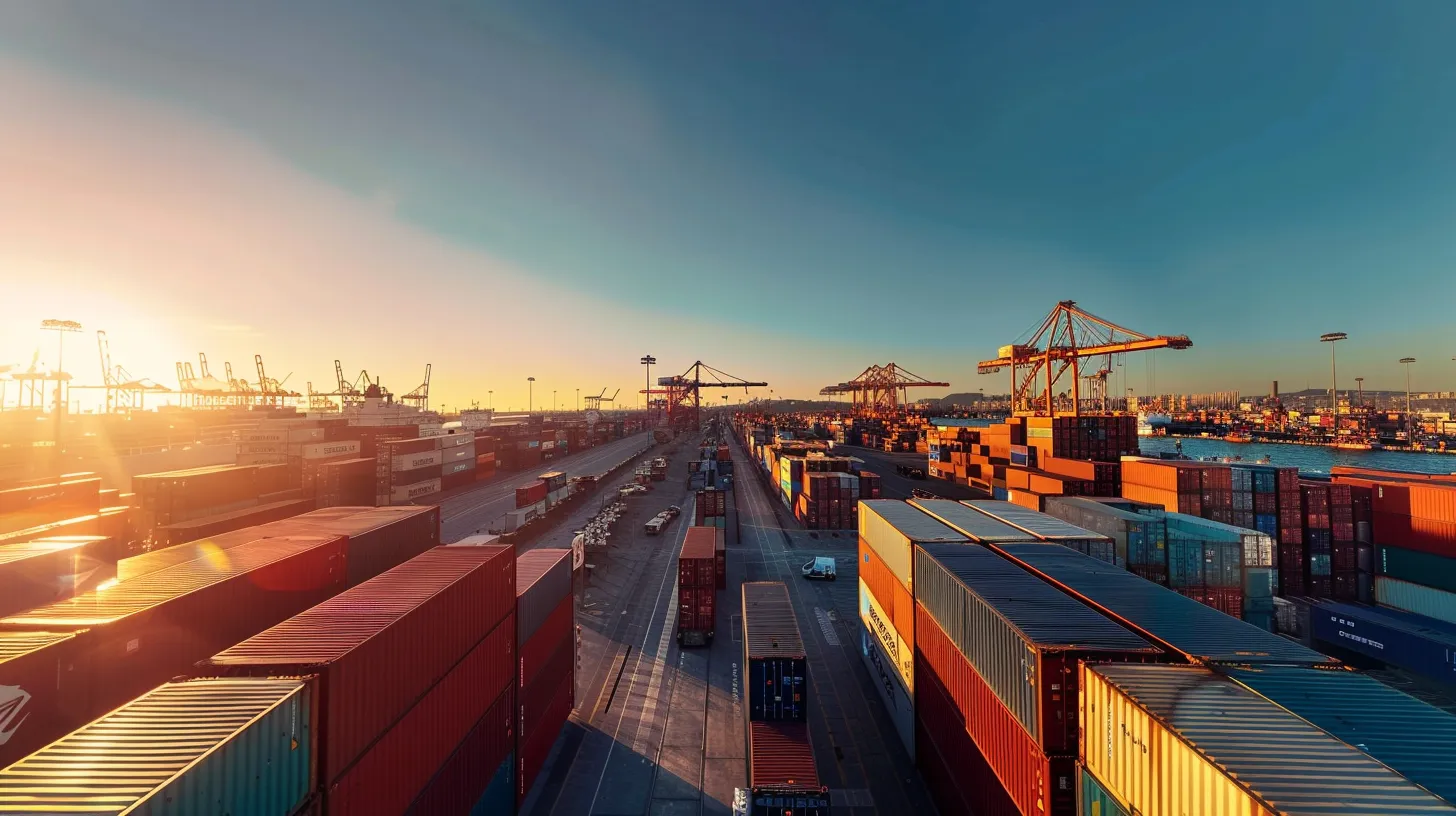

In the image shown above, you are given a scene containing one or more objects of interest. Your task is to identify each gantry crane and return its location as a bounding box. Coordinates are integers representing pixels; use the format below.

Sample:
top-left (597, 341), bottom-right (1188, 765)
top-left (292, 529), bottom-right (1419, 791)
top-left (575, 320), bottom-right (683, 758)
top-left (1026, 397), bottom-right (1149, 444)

top-left (819, 363), bottom-right (950, 414)
top-left (978, 300), bottom-right (1191, 416)
top-left (399, 364), bottom-right (431, 411)
top-left (73, 330), bottom-right (168, 412)
top-left (584, 388), bottom-right (620, 412)
top-left (640, 361), bottom-right (766, 430)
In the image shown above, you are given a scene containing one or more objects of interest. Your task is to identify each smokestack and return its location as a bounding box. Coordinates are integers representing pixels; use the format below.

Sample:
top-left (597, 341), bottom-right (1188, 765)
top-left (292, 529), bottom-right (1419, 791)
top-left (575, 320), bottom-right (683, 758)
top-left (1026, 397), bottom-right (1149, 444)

top-left (1271, 380), bottom-right (1279, 400)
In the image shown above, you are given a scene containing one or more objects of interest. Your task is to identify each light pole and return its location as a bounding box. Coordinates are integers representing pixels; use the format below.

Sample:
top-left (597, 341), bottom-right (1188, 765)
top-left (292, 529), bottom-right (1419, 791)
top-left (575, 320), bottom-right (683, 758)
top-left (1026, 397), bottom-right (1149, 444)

top-left (1354, 377), bottom-right (1364, 408)
top-left (553, 390), bottom-right (557, 412)
top-left (1400, 357), bottom-right (1416, 441)
top-left (1319, 332), bottom-right (1347, 423)
top-left (641, 355), bottom-right (656, 420)
top-left (488, 390), bottom-right (493, 410)
top-left (576, 388), bottom-right (580, 412)
top-left (527, 377), bottom-right (535, 413)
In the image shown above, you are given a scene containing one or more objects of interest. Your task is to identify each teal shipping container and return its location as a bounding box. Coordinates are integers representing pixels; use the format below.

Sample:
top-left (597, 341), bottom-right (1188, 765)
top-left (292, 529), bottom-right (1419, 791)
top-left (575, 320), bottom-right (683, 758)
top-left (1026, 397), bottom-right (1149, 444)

top-left (1381, 545), bottom-right (1456, 595)
top-left (1376, 575), bottom-right (1456, 626)
top-left (473, 753), bottom-right (514, 815)
top-left (1043, 497), bottom-right (1167, 578)
top-left (1078, 764), bottom-right (1130, 816)
top-left (0, 677), bottom-right (313, 815)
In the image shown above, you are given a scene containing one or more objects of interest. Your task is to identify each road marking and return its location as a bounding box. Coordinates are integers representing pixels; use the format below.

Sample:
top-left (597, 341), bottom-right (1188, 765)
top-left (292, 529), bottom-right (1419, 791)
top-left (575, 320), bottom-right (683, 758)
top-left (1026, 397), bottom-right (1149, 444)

top-left (815, 607), bottom-right (841, 646)
top-left (632, 580), bottom-right (678, 757)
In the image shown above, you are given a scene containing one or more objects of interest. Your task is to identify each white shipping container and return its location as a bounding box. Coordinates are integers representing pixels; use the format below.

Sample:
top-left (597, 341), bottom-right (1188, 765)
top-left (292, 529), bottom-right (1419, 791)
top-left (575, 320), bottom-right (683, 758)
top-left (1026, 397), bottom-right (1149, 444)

top-left (439, 433), bottom-right (474, 449)
top-left (236, 453), bottom-right (290, 466)
top-left (237, 443), bottom-right (289, 456)
top-left (443, 444), bottom-right (475, 463)
top-left (443, 460), bottom-right (475, 476)
top-left (390, 478), bottom-right (442, 503)
top-left (300, 440), bottom-right (360, 460)
top-left (392, 450), bottom-right (444, 472)
top-left (546, 486), bottom-right (571, 506)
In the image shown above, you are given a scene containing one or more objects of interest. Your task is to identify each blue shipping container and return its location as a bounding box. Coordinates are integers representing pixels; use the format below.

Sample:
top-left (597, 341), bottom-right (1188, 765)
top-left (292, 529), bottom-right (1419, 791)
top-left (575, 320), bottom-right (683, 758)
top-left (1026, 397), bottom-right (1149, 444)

top-left (473, 754), bottom-right (515, 815)
top-left (1254, 514), bottom-right (1278, 538)
top-left (1311, 602), bottom-right (1456, 686)
top-left (0, 678), bottom-right (312, 814)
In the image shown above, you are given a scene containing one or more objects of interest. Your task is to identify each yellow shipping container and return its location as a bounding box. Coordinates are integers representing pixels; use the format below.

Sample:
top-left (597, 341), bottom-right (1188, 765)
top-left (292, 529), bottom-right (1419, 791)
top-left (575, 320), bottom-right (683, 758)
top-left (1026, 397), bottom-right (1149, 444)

top-left (1080, 663), bottom-right (1456, 816)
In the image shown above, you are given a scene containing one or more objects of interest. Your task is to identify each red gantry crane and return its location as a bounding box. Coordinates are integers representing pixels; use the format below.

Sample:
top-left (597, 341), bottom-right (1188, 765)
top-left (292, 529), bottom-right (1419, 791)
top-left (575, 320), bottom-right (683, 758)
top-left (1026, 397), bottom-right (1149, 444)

top-left (819, 363), bottom-right (949, 414)
top-left (640, 361), bottom-right (766, 430)
top-left (978, 300), bottom-right (1191, 416)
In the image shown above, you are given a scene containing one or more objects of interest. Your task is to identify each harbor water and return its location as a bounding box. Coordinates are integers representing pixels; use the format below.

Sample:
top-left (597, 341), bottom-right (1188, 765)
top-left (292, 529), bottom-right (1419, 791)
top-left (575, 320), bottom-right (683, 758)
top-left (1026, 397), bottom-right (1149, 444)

top-left (1139, 437), bottom-right (1456, 476)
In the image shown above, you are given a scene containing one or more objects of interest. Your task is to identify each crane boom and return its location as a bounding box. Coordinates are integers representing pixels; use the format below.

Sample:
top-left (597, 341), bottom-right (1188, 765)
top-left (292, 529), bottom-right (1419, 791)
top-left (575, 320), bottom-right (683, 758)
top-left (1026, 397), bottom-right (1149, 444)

top-left (978, 300), bottom-right (1191, 416)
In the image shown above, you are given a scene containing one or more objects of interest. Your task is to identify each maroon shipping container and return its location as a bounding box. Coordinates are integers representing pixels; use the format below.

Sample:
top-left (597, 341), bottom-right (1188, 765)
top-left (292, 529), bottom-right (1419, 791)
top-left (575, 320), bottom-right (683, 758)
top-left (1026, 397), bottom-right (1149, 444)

top-left (748, 721), bottom-right (826, 803)
top-left (695, 488), bottom-right (727, 519)
top-left (0, 536), bottom-right (117, 618)
top-left (520, 640), bottom-right (573, 745)
top-left (517, 667), bottom-right (573, 805)
top-left (384, 437), bottom-right (439, 457)
top-left (405, 685), bottom-right (515, 815)
top-left (521, 595), bottom-right (573, 687)
top-left (153, 497), bottom-right (316, 548)
top-left (517, 548), bottom-right (572, 648)
top-left (0, 477), bottom-right (102, 535)
top-left (0, 535), bottom-right (346, 770)
top-left (678, 529), bottom-right (717, 646)
top-left (133, 465), bottom-right (261, 531)
top-left (716, 534), bottom-right (727, 591)
top-left (199, 544), bottom-right (515, 790)
top-left (916, 665), bottom-right (1021, 816)
top-left (516, 480), bottom-right (548, 509)
top-left (327, 613), bottom-right (516, 816)
top-left (915, 602), bottom-right (1075, 816)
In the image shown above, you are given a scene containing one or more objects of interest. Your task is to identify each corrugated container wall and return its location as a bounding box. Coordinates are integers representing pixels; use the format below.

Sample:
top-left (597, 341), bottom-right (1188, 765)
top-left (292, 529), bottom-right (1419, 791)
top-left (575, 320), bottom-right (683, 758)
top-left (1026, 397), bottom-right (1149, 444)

top-left (516, 548), bottom-right (573, 645)
top-left (1080, 663), bottom-right (1456, 816)
top-left (858, 499), bottom-right (967, 591)
top-left (0, 678), bottom-right (313, 816)
top-left (742, 582), bottom-right (808, 722)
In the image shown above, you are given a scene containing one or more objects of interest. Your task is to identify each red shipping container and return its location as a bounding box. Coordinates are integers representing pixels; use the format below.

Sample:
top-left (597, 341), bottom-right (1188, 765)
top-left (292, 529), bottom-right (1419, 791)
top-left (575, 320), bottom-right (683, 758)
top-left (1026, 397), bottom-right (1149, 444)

top-left (680, 528), bottom-right (718, 588)
top-left (916, 658), bottom-right (1021, 816)
top-left (271, 505), bottom-right (442, 588)
top-left (200, 545), bottom-right (515, 789)
top-left (748, 721), bottom-right (825, 799)
top-left (521, 595), bottom-right (573, 688)
top-left (516, 480), bottom-right (548, 509)
top-left (678, 585), bottom-right (716, 644)
top-left (517, 670), bottom-right (573, 804)
top-left (0, 534), bottom-right (346, 770)
top-left (1412, 483), bottom-right (1456, 524)
top-left (520, 642), bottom-right (573, 745)
top-left (405, 685), bottom-right (515, 815)
top-left (0, 536), bottom-right (117, 618)
top-left (916, 603), bottom-right (1074, 816)
top-left (328, 613), bottom-right (516, 816)
top-left (716, 534), bottom-right (727, 590)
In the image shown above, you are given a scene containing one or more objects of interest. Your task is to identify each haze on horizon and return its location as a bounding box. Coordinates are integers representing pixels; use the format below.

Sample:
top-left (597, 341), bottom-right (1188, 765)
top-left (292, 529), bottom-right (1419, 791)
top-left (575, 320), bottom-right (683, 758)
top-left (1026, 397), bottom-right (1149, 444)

top-left (3, 1), bottom-right (1454, 412)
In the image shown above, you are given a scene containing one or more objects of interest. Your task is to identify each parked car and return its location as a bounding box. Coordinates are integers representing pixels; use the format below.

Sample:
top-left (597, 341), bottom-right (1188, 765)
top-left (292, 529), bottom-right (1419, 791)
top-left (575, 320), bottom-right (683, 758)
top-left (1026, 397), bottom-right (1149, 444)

top-left (801, 556), bottom-right (837, 581)
top-left (665, 505), bottom-right (682, 518)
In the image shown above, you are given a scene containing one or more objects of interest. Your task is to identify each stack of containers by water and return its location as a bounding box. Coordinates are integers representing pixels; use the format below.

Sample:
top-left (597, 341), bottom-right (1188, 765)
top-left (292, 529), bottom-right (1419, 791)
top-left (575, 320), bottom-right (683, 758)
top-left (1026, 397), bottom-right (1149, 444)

top-left (1161, 513), bottom-right (1276, 629)
top-left (1042, 497), bottom-right (1168, 584)
top-left (513, 547), bottom-right (574, 807)
top-left (197, 544), bottom-right (516, 815)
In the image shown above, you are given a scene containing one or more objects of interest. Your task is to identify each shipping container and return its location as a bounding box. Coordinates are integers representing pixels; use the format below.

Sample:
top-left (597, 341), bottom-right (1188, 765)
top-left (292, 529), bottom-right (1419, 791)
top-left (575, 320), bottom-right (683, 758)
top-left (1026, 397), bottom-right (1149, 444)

top-left (858, 500), bottom-right (968, 592)
top-left (327, 618), bottom-right (515, 816)
top-left (520, 595), bottom-right (572, 687)
top-left (1311, 601), bottom-right (1456, 685)
top-left (1081, 663), bottom-right (1456, 816)
top-left (916, 602), bottom-right (1075, 816)
top-left (1380, 544), bottom-right (1456, 595)
top-left (199, 545), bottom-right (515, 790)
top-left (406, 688), bottom-right (515, 816)
top-left (742, 582), bottom-right (807, 722)
top-left (915, 659), bottom-right (1021, 816)
top-left (0, 678), bottom-right (313, 814)
top-left (516, 480), bottom-right (548, 509)
top-left (1043, 497), bottom-right (1167, 579)
top-left (1220, 664), bottom-right (1456, 804)
top-left (151, 496), bottom-right (317, 549)
top-left (0, 535), bottom-right (346, 769)
top-left (747, 721), bottom-right (829, 816)
top-left (517, 547), bottom-right (573, 646)
top-left (990, 542), bottom-right (1335, 666)
top-left (1375, 575), bottom-right (1456, 626)
top-left (965, 500), bottom-right (1117, 564)
top-left (1078, 765), bottom-right (1130, 816)
top-left (0, 536), bottom-right (117, 618)
top-left (517, 661), bottom-right (573, 805)
top-left (679, 528), bottom-right (718, 646)
top-left (910, 498), bottom-right (1038, 543)
top-left (0, 630), bottom-right (88, 772)
top-left (857, 611), bottom-right (914, 758)
top-left (0, 477), bottom-right (102, 536)
top-left (915, 543), bottom-right (1162, 755)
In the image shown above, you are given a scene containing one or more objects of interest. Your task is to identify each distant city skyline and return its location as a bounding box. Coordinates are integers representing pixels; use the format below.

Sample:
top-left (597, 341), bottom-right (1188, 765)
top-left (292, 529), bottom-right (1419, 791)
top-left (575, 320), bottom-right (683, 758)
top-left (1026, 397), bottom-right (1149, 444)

top-left (3, 2), bottom-right (1454, 410)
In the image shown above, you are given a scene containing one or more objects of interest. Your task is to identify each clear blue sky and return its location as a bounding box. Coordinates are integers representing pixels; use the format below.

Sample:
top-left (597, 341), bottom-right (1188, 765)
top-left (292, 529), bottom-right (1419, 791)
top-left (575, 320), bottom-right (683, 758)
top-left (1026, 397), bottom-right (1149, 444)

top-left (3, 1), bottom-right (1454, 406)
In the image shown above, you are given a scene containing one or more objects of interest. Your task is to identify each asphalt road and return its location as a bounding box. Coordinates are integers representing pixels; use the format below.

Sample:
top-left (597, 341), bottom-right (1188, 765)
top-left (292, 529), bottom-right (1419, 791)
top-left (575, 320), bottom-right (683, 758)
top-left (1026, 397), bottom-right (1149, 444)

top-left (521, 426), bottom-right (934, 815)
top-left (436, 432), bottom-right (655, 542)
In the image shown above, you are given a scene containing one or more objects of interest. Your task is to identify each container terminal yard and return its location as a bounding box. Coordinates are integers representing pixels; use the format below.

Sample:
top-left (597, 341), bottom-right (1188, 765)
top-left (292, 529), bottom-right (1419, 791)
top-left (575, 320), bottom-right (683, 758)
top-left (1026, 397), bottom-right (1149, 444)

top-left (4, 305), bottom-right (1456, 816)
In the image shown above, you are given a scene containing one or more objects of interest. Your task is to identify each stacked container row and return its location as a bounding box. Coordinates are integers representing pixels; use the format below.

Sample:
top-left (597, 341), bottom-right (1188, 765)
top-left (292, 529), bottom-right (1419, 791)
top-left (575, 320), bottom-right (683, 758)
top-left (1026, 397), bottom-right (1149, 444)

top-left (514, 547), bottom-right (575, 806)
